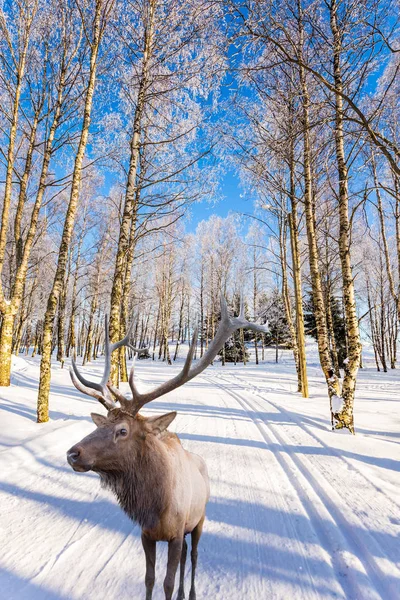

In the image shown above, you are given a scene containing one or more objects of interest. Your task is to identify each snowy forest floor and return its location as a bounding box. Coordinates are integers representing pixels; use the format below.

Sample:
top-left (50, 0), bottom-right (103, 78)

top-left (1, 344), bottom-right (400, 600)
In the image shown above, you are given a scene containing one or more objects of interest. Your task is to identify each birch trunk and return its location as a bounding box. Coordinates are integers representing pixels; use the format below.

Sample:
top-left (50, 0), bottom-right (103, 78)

top-left (174, 285), bottom-right (185, 361)
top-left (297, 0), bottom-right (340, 417)
top-left (0, 30), bottom-right (68, 385)
top-left (240, 328), bottom-right (246, 365)
top-left (200, 264), bottom-right (204, 357)
top-left (394, 175), bottom-right (400, 318)
top-left (66, 206), bottom-right (88, 359)
top-left (280, 213), bottom-right (300, 387)
top-left (288, 210), bottom-right (308, 397)
top-left (13, 295), bottom-right (26, 356)
top-left (57, 252), bottom-right (72, 367)
top-left (109, 1), bottom-right (156, 384)
top-left (152, 302), bottom-right (160, 360)
top-left (118, 181), bottom-right (142, 381)
top-left (37, 2), bottom-right (106, 422)
top-left (330, 0), bottom-right (361, 433)
top-left (0, 4), bottom-right (37, 384)
top-left (253, 248), bottom-right (259, 365)
top-left (0, 311), bottom-right (15, 384)
top-left (14, 109), bottom-right (40, 276)
top-left (0, 4), bottom-right (36, 281)
top-left (326, 291), bottom-right (340, 377)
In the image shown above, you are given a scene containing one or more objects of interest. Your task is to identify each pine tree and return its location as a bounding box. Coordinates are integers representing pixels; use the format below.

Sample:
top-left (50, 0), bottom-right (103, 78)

top-left (304, 291), bottom-right (346, 368)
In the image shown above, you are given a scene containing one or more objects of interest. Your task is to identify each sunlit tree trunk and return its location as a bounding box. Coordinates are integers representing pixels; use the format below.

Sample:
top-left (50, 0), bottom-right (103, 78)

top-left (252, 247), bottom-right (259, 365)
top-left (325, 290), bottom-right (340, 377)
top-left (288, 209), bottom-right (308, 397)
top-left (67, 200), bottom-right (89, 360)
top-left (200, 264), bottom-right (204, 357)
top-left (297, 0), bottom-right (340, 420)
top-left (109, 0), bottom-right (156, 384)
top-left (13, 291), bottom-right (26, 356)
top-left (330, 0), bottom-right (361, 432)
top-left (0, 2), bottom-right (36, 282)
top-left (57, 251), bottom-right (72, 367)
top-left (0, 3), bottom-right (37, 385)
top-left (152, 301), bottom-right (160, 361)
top-left (174, 282), bottom-right (186, 361)
top-left (287, 114), bottom-right (308, 396)
top-left (279, 213), bottom-right (300, 379)
top-left (14, 109), bottom-right (41, 277)
top-left (37, 1), bottom-right (108, 421)
top-left (240, 328), bottom-right (246, 365)
top-left (0, 12), bottom-right (69, 386)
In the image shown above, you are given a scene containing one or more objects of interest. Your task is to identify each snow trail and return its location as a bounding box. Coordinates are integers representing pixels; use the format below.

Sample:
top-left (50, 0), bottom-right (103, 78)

top-left (1, 354), bottom-right (399, 599)
top-left (210, 373), bottom-right (400, 599)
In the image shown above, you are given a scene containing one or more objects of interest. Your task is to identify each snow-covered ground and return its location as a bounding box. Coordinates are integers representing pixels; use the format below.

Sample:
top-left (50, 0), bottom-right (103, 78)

top-left (1, 344), bottom-right (400, 599)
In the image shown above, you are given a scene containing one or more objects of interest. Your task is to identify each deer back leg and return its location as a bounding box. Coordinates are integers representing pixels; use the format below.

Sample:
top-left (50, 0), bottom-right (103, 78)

top-left (164, 537), bottom-right (183, 600)
top-left (189, 516), bottom-right (205, 600)
top-left (141, 533), bottom-right (156, 600)
top-left (177, 537), bottom-right (188, 600)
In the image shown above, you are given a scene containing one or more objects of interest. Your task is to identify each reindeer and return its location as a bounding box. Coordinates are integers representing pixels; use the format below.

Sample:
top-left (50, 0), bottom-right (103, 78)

top-left (66, 297), bottom-right (267, 600)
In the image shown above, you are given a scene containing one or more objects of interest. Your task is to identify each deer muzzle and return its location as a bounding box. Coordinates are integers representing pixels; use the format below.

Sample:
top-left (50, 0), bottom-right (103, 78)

top-left (67, 444), bottom-right (93, 472)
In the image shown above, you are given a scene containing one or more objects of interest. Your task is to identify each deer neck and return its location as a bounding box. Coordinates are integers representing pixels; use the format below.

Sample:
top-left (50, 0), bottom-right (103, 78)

top-left (98, 438), bottom-right (170, 530)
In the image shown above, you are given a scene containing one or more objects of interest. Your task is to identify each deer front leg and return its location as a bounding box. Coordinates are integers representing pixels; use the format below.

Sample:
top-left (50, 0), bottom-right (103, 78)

top-left (164, 537), bottom-right (183, 600)
top-left (142, 533), bottom-right (156, 600)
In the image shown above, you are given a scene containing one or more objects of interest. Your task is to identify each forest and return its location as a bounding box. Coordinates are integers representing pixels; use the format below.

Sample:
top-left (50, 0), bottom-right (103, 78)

top-left (1, 0), bottom-right (399, 431)
top-left (1, 2), bottom-right (400, 598)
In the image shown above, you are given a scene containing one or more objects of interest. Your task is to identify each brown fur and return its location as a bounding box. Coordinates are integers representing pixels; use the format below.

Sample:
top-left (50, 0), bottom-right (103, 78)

top-left (67, 408), bottom-right (209, 600)
top-left (67, 297), bottom-right (266, 598)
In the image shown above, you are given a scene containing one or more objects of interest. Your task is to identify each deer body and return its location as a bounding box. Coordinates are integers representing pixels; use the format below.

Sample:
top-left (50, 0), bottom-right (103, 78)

top-left (68, 409), bottom-right (209, 599)
top-left (102, 418), bottom-right (210, 541)
top-left (66, 298), bottom-right (267, 599)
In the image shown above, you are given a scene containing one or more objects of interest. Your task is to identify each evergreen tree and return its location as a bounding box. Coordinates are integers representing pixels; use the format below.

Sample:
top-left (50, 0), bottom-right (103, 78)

top-left (304, 291), bottom-right (347, 368)
top-left (259, 289), bottom-right (291, 362)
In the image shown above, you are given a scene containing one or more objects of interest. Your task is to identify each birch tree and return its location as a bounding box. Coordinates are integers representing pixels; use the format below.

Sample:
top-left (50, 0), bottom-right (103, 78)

top-left (37, 0), bottom-right (115, 422)
top-left (0, 0), bottom-right (85, 385)
top-left (107, 0), bottom-right (223, 383)
top-left (227, 0), bottom-right (387, 431)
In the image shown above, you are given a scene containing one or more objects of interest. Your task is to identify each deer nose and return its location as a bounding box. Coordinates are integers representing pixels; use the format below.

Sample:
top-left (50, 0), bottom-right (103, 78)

top-left (67, 447), bottom-right (80, 463)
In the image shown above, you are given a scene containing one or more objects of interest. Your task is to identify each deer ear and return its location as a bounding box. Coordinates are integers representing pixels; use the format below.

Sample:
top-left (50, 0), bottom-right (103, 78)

top-left (147, 411), bottom-right (177, 435)
top-left (91, 413), bottom-right (108, 427)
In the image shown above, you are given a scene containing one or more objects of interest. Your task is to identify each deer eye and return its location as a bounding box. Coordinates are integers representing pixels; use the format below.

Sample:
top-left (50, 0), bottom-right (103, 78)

top-left (118, 428), bottom-right (128, 437)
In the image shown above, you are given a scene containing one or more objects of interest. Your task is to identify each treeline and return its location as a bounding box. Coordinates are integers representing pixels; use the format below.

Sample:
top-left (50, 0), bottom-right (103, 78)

top-left (1, 0), bottom-right (399, 433)
top-left (225, 0), bottom-right (400, 433)
top-left (0, 0), bottom-right (223, 422)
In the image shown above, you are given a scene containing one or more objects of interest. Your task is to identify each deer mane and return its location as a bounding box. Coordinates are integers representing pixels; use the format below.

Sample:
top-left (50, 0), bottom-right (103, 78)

top-left (98, 434), bottom-right (172, 529)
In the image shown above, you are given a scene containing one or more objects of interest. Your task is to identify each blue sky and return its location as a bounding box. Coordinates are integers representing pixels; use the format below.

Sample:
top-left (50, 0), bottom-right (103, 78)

top-left (185, 171), bottom-right (256, 232)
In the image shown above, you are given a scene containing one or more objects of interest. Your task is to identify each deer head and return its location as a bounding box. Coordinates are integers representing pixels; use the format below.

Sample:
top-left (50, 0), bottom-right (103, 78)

top-left (67, 409), bottom-right (177, 473)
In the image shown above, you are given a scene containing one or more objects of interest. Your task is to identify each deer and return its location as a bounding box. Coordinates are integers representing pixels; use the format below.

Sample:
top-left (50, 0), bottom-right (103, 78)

top-left (66, 297), bottom-right (267, 600)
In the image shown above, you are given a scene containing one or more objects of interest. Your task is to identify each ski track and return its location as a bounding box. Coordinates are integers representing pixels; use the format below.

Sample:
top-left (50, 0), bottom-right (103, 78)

top-left (209, 384), bottom-right (342, 600)
top-left (220, 369), bottom-right (400, 516)
top-left (218, 370), bottom-right (400, 511)
top-left (209, 371), bottom-right (400, 600)
top-left (205, 376), bottom-right (370, 600)
top-left (1, 358), bottom-right (400, 599)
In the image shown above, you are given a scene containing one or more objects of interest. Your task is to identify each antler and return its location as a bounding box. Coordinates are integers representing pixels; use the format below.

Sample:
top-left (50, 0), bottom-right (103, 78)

top-left (69, 315), bottom-right (144, 410)
top-left (124, 295), bottom-right (268, 416)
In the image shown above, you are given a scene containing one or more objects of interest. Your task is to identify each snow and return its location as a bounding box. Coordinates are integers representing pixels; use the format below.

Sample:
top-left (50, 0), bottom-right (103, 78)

top-left (11, 353), bottom-right (30, 374)
top-left (331, 394), bottom-right (344, 414)
top-left (1, 346), bottom-right (400, 599)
